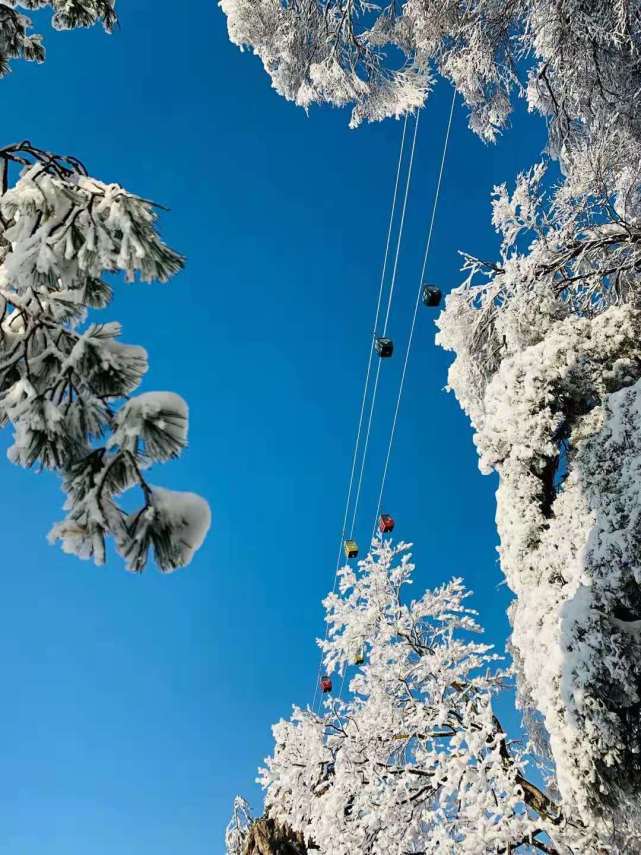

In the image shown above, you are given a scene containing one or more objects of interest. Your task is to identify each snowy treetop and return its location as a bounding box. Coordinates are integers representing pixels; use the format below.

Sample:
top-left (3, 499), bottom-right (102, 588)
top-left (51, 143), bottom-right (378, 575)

top-left (237, 541), bottom-right (607, 853)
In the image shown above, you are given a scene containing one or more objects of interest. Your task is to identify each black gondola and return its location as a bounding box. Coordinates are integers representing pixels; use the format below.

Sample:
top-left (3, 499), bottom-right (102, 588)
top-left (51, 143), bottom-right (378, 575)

top-left (422, 285), bottom-right (442, 308)
top-left (375, 337), bottom-right (394, 358)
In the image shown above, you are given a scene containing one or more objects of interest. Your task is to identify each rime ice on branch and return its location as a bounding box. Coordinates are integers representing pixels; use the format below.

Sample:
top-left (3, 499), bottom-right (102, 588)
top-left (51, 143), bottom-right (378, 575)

top-left (225, 796), bottom-right (254, 855)
top-left (0, 142), bottom-right (210, 572)
top-left (232, 541), bottom-right (607, 854)
top-left (436, 158), bottom-right (641, 834)
top-left (220, 0), bottom-right (641, 159)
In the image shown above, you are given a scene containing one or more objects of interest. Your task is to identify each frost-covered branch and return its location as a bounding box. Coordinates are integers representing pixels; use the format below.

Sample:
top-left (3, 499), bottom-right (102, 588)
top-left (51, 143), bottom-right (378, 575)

top-left (232, 542), bottom-right (609, 854)
top-left (0, 1), bottom-right (116, 76)
top-left (226, 796), bottom-right (254, 855)
top-left (0, 143), bottom-right (210, 572)
top-left (435, 158), bottom-right (641, 423)
top-left (220, 0), bottom-right (641, 183)
top-left (438, 229), bottom-right (641, 835)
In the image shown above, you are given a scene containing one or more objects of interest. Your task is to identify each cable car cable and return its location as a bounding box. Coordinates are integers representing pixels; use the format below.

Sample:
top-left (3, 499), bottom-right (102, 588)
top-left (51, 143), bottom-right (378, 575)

top-left (311, 116), bottom-right (411, 712)
top-left (372, 90), bottom-right (457, 539)
top-left (318, 93), bottom-right (454, 712)
top-left (345, 113), bottom-right (414, 541)
top-left (338, 667), bottom-right (348, 701)
top-left (336, 113), bottom-right (422, 708)
top-left (382, 111), bottom-right (421, 338)
top-left (348, 111), bottom-right (421, 540)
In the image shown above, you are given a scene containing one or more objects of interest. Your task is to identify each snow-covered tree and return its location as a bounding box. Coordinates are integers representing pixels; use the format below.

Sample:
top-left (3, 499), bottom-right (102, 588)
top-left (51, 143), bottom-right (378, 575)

top-left (220, 0), bottom-right (640, 168)
top-left (222, 0), bottom-right (641, 828)
top-left (0, 1), bottom-right (116, 76)
top-left (435, 167), bottom-right (641, 833)
top-left (0, 142), bottom-right (210, 571)
top-left (226, 796), bottom-right (254, 855)
top-left (231, 541), bottom-right (615, 854)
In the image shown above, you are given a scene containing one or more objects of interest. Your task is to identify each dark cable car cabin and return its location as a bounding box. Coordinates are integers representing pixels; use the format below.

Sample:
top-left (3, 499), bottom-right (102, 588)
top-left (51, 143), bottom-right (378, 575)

top-left (320, 675), bottom-right (333, 694)
top-left (375, 337), bottom-right (394, 358)
top-left (379, 513), bottom-right (395, 534)
top-left (422, 285), bottom-right (442, 308)
top-left (353, 645), bottom-right (365, 666)
top-left (344, 539), bottom-right (359, 560)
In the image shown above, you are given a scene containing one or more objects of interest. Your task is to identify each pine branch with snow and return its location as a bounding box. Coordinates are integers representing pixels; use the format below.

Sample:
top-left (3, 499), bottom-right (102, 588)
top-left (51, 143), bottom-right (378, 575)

top-left (0, 1), bottom-right (116, 76)
top-left (0, 142), bottom-right (210, 572)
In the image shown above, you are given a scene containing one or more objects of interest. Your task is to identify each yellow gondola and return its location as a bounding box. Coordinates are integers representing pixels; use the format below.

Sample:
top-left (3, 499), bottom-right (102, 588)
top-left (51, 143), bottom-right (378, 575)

top-left (344, 539), bottom-right (359, 559)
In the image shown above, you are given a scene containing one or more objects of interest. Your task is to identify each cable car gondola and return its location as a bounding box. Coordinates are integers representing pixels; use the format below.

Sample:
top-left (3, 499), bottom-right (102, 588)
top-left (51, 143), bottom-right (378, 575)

top-left (353, 645), bottom-right (365, 666)
top-left (375, 337), bottom-right (394, 358)
top-left (422, 285), bottom-right (442, 308)
top-left (379, 513), bottom-right (395, 534)
top-left (320, 675), bottom-right (333, 694)
top-left (344, 539), bottom-right (359, 559)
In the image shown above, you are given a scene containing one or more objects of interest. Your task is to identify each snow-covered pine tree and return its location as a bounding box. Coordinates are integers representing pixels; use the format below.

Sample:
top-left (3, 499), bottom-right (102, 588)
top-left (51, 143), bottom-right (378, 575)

top-left (226, 796), bottom-right (254, 854)
top-left (229, 541), bottom-right (614, 854)
top-left (0, 0), bottom-right (116, 76)
top-left (0, 142), bottom-right (210, 571)
top-left (222, 0), bottom-right (641, 830)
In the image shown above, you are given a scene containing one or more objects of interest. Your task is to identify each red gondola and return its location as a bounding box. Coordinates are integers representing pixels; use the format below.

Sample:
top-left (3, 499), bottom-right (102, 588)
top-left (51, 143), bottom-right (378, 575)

top-left (320, 675), bottom-right (333, 694)
top-left (379, 513), bottom-right (395, 534)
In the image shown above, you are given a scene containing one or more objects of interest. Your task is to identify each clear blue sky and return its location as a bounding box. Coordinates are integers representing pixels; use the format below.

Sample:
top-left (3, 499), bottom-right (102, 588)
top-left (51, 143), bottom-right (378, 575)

top-left (0, 4), bottom-right (546, 853)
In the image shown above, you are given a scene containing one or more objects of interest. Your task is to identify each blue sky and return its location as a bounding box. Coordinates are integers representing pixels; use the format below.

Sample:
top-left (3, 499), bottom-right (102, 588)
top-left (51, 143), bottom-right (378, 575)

top-left (0, 4), bottom-right (547, 853)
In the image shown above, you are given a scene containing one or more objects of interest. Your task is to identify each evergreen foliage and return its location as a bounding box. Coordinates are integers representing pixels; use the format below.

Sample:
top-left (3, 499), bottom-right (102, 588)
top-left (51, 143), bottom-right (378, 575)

top-left (0, 143), bottom-right (210, 572)
top-left (0, 1), bottom-right (116, 76)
